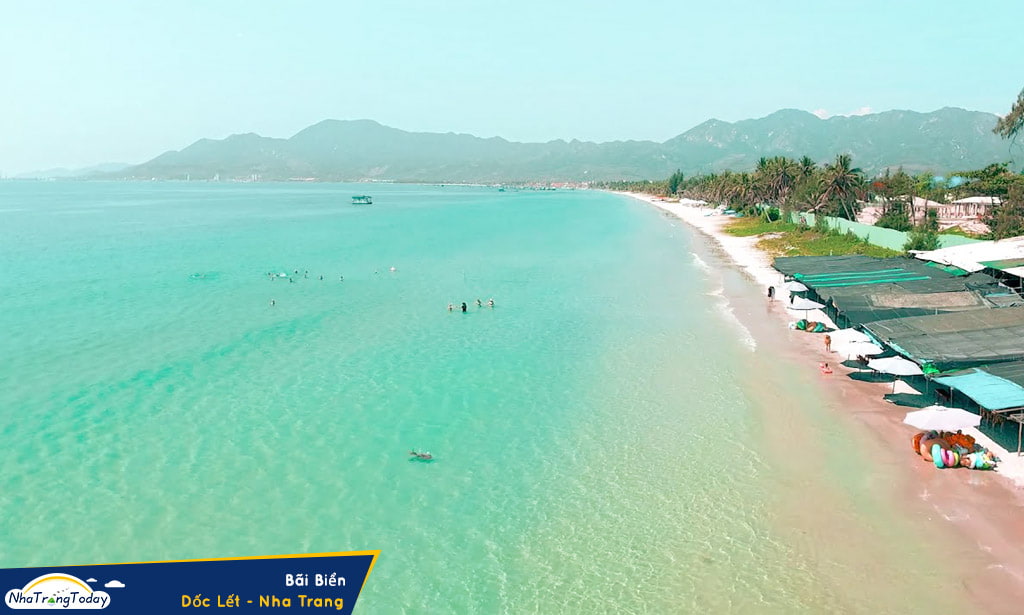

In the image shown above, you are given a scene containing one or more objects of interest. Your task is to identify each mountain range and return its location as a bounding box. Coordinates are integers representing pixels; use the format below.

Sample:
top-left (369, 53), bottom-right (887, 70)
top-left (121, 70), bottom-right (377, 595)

top-left (111, 108), bottom-right (1019, 183)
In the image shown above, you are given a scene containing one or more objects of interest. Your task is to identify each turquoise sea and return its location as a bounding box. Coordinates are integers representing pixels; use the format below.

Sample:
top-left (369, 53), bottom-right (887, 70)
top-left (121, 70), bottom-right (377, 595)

top-left (0, 183), bottom-right (972, 613)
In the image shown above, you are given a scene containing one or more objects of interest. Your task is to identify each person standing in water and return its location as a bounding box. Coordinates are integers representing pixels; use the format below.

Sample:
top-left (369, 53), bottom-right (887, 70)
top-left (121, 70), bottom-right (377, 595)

top-left (476, 299), bottom-right (482, 308)
top-left (487, 298), bottom-right (494, 308)
top-left (461, 302), bottom-right (467, 312)
top-left (448, 303), bottom-right (454, 312)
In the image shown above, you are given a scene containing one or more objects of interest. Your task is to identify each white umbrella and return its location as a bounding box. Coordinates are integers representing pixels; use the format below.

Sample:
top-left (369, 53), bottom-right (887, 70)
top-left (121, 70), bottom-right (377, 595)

top-left (868, 356), bottom-right (924, 392)
top-left (836, 341), bottom-right (884, 359)
top-left (868, 356), bottom-right (923, 376)
top-left (784, 281), bottom-right (808, 292)
top-left (904, 406), bottom-right (981, 431)
top-left (830, 328), bottom-right (872, 345)
top-left (787, 297), bottom-right (825, 313)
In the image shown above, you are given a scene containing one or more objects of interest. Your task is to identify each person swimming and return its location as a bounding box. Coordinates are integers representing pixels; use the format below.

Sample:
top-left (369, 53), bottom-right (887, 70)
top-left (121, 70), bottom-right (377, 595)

top-left (487, 298), bottom-right (494, 307)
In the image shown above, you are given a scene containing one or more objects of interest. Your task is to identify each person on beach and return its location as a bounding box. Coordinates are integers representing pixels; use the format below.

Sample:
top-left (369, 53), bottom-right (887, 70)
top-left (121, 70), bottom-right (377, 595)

top-left (819, 362), bottom-right (832, 374)
top-left (767, 286), bottom-right (775, 301)
top-left (461, 302), bottom-right (468, 312)
top-left (824, 334), bottom-right (832, 352)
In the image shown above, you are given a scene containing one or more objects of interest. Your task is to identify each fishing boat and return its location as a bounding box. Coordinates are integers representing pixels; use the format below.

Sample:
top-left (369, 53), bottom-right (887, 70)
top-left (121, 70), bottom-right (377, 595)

top-left (352, 195), bottom-right (373, 205)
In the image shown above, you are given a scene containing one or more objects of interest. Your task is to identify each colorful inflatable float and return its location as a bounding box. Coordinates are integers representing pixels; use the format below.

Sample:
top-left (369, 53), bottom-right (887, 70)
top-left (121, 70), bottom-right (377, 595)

top-left (911, 430), bottom-right (997, 470)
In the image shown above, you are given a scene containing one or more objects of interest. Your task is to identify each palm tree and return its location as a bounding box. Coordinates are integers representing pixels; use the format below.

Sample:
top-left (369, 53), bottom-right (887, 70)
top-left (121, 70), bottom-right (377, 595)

top-left (994, 88), bottom-right (1024, 139)
top-left (815, 153), bottom-right (865, 220)
top-left (798, 156), bottom-right (816, 179)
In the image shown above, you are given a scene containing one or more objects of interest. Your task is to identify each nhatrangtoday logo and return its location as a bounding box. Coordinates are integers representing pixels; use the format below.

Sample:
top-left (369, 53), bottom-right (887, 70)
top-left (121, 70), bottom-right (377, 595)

top-left (4, 573), bottom-right (123, 609)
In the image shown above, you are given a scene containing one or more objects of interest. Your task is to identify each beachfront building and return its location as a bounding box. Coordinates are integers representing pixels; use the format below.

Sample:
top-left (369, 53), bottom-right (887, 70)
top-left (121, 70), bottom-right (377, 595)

top-left (912, 236), bottom-right (1024, 292)
top-left (857, 196), bottom-right (994, 234)
top-left (863, 309), bottom-right (1024, 454)
top-left (862, 306), bottom-right (1024, 373)
top-left (772, 255), bottom-right (1018, 330)
top-left (911, 196), bottom-right (993, 234)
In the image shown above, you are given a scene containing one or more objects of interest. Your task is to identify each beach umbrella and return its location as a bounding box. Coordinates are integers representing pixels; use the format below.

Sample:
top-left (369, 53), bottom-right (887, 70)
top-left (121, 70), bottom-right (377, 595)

top-left (868, 356), bottom-right (924, 392)
top-left (903, 406), bottom-right (981, 431)
top-left (868, 356), bottom-right (923, 376)
top-left (784, 281), bottom-right (808, 292)
top-left (830, 328), bottom-right (872, 346)
top-left (787, 297), bottom-right (825, 317)
top-left (837, 341), bottom-right (884, 359)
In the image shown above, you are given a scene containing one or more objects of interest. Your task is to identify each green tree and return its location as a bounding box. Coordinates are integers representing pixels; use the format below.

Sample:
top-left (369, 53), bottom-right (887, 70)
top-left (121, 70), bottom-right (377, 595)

top-left (815, 154), bottom-right (865, 220)
top-left (666, 169), bottom-right (685, 195)
top-left (990, 184), bottom-right (1024, 239)
top-left (875, 200), bottom-right (912, 231)
top-left (904, 209), bottom-right (940, 252)
top-left (994, 88), bottom-right (1024, 139)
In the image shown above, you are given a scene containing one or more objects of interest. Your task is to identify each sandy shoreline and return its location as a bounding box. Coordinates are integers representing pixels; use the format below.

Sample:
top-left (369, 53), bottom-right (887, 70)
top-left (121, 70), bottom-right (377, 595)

top-left (617, 191), bottom-right (1024, 609)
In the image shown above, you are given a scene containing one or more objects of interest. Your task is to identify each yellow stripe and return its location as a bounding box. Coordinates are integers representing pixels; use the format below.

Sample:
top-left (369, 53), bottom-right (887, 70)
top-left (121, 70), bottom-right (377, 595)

top-left (24, 575), bottom-right (92, 594)
top-left (43, 550), bottom-right (380, 567)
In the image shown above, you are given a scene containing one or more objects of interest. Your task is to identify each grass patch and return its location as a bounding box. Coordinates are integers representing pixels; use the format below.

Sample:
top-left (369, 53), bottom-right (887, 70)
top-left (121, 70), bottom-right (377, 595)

top-left (722, 218), bottom-right (900, 258)
top-left (723, 217), bottom-right (799, 237)
top-left (757, 229), bottom-right (900, 258)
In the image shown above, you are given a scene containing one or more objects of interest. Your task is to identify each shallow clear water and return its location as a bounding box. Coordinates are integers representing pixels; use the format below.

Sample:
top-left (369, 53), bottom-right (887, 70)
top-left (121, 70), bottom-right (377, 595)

top-left (0, 183), bottom-right (968, 613)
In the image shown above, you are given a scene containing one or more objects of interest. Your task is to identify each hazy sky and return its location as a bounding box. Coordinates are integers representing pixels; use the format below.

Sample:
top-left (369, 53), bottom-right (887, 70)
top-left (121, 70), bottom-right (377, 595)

top-left (2, 0), bottom-right (1022, 174)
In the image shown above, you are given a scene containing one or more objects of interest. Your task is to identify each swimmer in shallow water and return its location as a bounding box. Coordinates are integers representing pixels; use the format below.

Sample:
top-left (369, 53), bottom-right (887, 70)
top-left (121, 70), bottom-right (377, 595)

top-left (448, 303), bottom-right (454, 312)
top-left (488, 298), bottom-right (495, 307)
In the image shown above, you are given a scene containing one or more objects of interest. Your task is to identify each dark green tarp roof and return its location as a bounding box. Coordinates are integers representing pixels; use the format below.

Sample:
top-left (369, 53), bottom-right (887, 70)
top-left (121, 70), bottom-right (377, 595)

top-left (772, 255), bottom-right (1014, 326)
top-left (863, 306), bottom-right (1024, 372)
top-left (979, 361), bottom-right (1024, 390)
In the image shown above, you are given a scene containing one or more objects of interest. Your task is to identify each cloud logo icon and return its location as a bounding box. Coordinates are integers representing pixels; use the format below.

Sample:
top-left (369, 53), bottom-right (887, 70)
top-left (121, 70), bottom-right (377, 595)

top-left (86, 578), bottom-right (98, 583)
top-left (4, 573), bottom-right (111, 609)
top-left (103, 580), bottom-right (125, 589)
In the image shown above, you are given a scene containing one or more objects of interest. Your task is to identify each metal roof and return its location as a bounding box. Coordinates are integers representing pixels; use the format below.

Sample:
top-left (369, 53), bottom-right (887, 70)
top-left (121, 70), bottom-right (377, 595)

top-left (934, 366), bottom-right (1024, 411)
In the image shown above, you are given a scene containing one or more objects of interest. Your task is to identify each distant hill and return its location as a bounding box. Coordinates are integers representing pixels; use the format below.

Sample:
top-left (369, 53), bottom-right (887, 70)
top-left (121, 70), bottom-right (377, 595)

top-left (113, 108), bottom-right (1020, 182)
top-left (16, 162), bottom-right (130, 179)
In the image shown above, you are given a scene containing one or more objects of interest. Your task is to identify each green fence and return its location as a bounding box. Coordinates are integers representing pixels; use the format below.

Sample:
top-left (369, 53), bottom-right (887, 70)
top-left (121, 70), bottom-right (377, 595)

top-left (789, 212), bottom-right (980, 251)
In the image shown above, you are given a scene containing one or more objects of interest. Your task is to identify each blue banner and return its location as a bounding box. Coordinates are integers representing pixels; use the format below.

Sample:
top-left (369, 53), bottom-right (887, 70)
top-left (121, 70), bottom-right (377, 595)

top-left (1, 551), bottom-right (378, 614)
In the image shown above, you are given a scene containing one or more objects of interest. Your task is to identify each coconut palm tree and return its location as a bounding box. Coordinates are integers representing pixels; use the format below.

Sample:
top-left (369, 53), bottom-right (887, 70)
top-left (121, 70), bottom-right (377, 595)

top-left (815, 153), bottom-right (865, 220)
top-left (994, 88), bottom-right (1024, 139)
top-left (798, 156), bottom-right (816, 179)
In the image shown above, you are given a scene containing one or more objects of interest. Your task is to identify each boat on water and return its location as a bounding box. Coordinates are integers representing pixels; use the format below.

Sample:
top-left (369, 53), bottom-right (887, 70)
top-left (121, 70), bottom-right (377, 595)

top-left (352, 195), bottom-right (373, 205)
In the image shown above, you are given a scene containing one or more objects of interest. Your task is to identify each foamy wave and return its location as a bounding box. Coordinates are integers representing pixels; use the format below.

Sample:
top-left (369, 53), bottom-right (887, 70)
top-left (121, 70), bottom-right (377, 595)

top-left (719, 304), bottom-right (757, 351)
top-left (692, 252), bottom-right (754, 349)
top-left (690, 252), bottom-right (711, 273)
